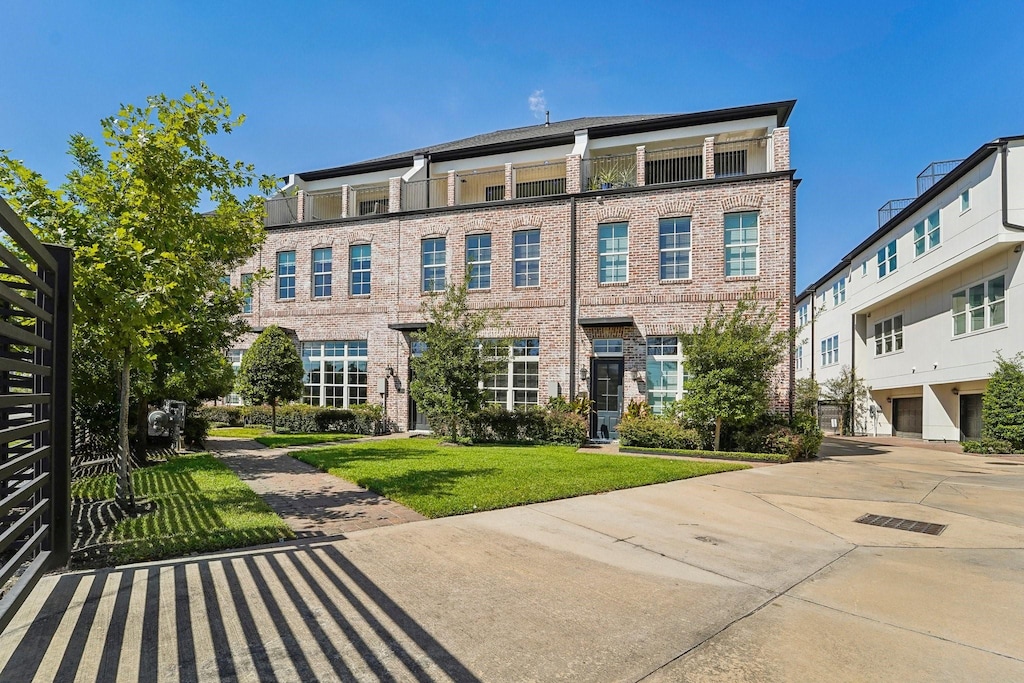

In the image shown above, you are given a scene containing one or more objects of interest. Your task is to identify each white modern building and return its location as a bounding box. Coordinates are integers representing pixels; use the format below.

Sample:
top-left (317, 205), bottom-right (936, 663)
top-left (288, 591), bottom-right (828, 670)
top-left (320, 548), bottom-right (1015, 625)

top-left (796, 136), bottom-right (1024, 440)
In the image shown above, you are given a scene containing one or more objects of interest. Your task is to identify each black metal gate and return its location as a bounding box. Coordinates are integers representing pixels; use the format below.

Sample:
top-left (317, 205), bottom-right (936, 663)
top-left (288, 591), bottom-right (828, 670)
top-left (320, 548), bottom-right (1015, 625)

top-left (0, 198), bottom-right (72, 633)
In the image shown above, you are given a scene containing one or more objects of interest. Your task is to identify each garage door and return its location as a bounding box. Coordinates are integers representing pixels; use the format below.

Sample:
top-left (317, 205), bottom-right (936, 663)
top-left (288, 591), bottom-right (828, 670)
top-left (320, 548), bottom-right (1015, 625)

top-left (960, 394), bottom-right (983, 441)
top-left (892, 397), bottom-right (923, 438)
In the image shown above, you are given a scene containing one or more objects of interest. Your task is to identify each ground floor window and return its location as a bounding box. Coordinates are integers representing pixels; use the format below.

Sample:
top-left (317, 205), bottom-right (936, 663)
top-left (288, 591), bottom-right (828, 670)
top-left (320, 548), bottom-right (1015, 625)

top-left (646, 336), bottom-right (686, 413)
top-left (302, 341), bottom-right (368, 408)
top-left (225, 349), bottom-right (244, 405)
top-left (483, 338), bottom-right (539, 409)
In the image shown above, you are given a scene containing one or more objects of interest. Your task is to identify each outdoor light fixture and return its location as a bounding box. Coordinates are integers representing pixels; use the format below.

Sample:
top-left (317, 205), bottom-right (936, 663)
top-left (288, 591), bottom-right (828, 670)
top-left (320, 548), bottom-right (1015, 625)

top-left (886, 397), bottom-right (892, 404)
top-left (952, 387), bottom-right (960, 395)
top-left (579, 367), bottom-right (589, 381)
top-left (386, 366), bottom-right (395, 378)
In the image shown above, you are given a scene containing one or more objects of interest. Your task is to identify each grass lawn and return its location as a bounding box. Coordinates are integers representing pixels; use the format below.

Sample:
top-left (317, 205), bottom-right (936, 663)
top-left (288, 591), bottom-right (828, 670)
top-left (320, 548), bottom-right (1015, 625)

top-left (209, 426), bottom-right (361, 448)
top-left (293, 438), bottom-right (748, 518)
top-left (73, 452), bottom-right (293, 565)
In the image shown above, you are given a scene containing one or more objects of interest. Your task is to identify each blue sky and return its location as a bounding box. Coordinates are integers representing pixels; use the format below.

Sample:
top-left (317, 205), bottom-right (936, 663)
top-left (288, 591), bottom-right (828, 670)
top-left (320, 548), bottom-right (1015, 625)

top-left (4, 1), bottom-right (1023, 290)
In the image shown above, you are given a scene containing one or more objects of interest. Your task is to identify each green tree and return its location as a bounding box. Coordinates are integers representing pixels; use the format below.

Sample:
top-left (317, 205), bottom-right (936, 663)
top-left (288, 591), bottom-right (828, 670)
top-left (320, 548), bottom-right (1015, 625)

top-left (794, 377), bottom-right (821, 416)
top-left (235, 325), bottom-right (304, 432)
top-left (679, 293), bottom-right (793, 450)
top-left (982, 352), bottom-right (1024, 449)
top-left (821, 365), bottom-right (871, 436)
top-left (409, 278), bottom-right (499, 442)
top-left (0, 84), bottom-right (271, 509)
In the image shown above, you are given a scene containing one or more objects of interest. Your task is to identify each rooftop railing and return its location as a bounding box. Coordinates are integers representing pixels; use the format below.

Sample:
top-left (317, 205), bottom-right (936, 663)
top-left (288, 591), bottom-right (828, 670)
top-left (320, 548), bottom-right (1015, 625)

top-left (350, 183), bottom-right (389, 217)
top-left (264, 195), bottom-right (298, 227)
top-left (402, 176), bottom-right (449, 211)
top-left (455, 168), bottom-right (506, 205)
top-left (714, 137), bottom-right (770, 178)
top-left (583, 153), bottom-right (637, 191)
top-left (513, 160), bottom-right (566, 198)
top-left (917, 159), bottom-right (964, 196)
top-left (645, 144), bottom-right (704, 185)
top-left (305, 190), bottom-right (345, 221)
top-left (878, 198), bottom-right (914, 227)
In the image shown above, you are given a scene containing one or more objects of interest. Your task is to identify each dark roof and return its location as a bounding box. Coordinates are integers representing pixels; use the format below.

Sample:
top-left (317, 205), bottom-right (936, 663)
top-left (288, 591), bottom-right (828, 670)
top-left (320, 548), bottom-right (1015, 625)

top-left (298, 100), bottom-right (795, 182)
top-left (797, 136), bottom-right (1023, 301)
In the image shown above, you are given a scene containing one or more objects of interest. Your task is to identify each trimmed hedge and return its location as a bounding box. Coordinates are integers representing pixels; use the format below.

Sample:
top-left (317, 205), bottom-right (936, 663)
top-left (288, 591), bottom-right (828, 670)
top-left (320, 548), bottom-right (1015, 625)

top-left (463, 405), bottom-right (588, 447)
top-left (193, 403), bottom-right (385, 435)
top-left (962, 438), bottom-right (1021, 455)
top-left (618, 416), bottom-right (701, 450)
top-left (619, 446), bottom-right (790, 463)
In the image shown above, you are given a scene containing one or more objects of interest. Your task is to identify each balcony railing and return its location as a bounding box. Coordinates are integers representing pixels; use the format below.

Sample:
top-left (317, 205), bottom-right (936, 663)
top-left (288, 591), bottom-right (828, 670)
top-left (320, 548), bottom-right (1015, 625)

top-left (513, 160), bottom-right (567, 198)
top-left (714, 137), bottom-right (770, 177)
top-left (645, 144), bottom-right (704, 185)
top-left (305, 190), bottom-right (345, 221)
top-left (264, 195), bottom-right (298, 227)
top-left (583, 153), bottom-right (637, 191)
top-left (878, 198), bottom-right (914, 227)
top-left (350, 183), bottom-right (389, 216)
top-left (402, 176), bottom-right (449, 211)
top-left (917, 159), bottom-right (964, 196)
top-left (455, 168), bottom-right (506, 205)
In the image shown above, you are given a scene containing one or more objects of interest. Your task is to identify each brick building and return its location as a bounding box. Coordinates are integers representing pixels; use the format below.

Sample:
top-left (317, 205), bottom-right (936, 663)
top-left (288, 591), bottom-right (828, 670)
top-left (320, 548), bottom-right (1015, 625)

top-left (228, 100), bottom-right (798, 437)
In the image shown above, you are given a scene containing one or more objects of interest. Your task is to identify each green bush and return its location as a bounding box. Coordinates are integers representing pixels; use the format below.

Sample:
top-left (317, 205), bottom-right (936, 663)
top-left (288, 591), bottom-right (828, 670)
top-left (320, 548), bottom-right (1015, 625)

top-left (962, 438), bottom-right (1017, 454)
top-left (618, 415), bottom-right (701, 450)
top-left (193, 405), bottom-right (245, 427)
top-left (183, 414), bottom-right (210, 449)
top-left (194, 403), bottom-right (382, 435)
top-left (982, 353), bottom-right (1024, 450)
top-left (543, 411), bottom-right (587, 446)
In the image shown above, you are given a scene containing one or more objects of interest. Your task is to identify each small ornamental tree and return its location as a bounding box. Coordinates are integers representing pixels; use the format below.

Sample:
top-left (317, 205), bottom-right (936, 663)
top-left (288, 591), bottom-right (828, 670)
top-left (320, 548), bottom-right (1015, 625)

top-left (821, 365), bottom-right (871, 436)
top-left (236, 325), bottom-right (304, 432)
top-left (679, 293), bottom-right (793, 451)
top-left (409, 277), bottom-right (499, 442)
top-left (794, 377), bottom-right (821, 416)
top-left (981, 352), bottom-right (1024, 449)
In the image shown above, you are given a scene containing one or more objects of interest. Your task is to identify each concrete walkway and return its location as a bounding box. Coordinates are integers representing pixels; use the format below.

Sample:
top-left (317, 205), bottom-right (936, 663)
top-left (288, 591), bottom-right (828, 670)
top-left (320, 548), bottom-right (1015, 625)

top-left (1, 442), bottom-right (1022, 681)
top-left (207, 436), bottom-right (425, 538)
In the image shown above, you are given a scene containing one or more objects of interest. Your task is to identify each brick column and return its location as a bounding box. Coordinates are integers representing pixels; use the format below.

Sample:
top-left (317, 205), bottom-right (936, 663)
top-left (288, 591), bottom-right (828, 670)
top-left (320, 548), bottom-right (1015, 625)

top-left (636, 146), bottom-right (646, 186)
top-left (341, 184), bottom-right (350, 218)
top-left (389, 177), bottom-right (402, 213)
top-left (447, 170), bottom-right (457, 206)
top-left (771, 127), bottom-right (790, 172)
top-left (296, 189), bottom-right (305, 222)
top-left (505, 162), bottom-right (514, 200)
top-left (703, 137), bottom-right (716, 179)
top-left (565, 154), bottom-right (581, 194)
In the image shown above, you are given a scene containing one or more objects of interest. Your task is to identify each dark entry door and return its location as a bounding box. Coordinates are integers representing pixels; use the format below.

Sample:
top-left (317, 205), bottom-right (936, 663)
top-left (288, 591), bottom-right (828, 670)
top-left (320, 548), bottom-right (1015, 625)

top-left (892, 397), bottom-right (923, 438)
top-left (960, 394), bottom-right (983, 441)
top-left (409, 369), bottom-right (430, 431)
top-left (591, 359), bottom-right (624, 440)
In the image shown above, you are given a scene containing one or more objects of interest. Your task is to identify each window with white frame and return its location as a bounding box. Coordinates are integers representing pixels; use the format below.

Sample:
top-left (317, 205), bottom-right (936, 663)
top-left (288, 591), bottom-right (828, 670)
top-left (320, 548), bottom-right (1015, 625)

top-left (513, 229), bottom-right (540, 287)
top-left (913, 210), bottom-right (940, 257)
top-left (482, 338), bottom-right (539, 408)
top-left (724, 211), bottom-right (758, 276)
top-left (225, 349), bottom-right (244, 405)
top-left (960, 189), bottom-right (970, 212)
top-left (832, 277), bottom-right (846, 306)
top-left (659, 217), bottom-right (691, 280)
top-left (312, 247), bottom-right (332, 298)
top-left (795, 344), bottom-right (804, 371)
top-left (466, 234), bottom-right (491, 290)
top-left (797, 303), bottom-right (809, 327)
top-left (876, 240), bottom-right (897, 278)
top-left (646, 336), bottom-right (687, 414)
top-left (820, 334), bottom-right (839, 366)
top-left (952, 275), bottom-right (1005, 336)
top-left (277, 251), bottom-right (296, 299)
top-left (873, 314), bottom-right (904, 355)
top-left (350, 244), bottom-right (371, 296)
top-left (861, 260), bottom-right (868, 277)
top-left (422, 238), bottom-right (446, 292)
top-left (598, 222), bottom-right (628, 283)
top-left (302, 341), bottom-right (368, 408)
top-left (241, 273), bottom-right (253, 314)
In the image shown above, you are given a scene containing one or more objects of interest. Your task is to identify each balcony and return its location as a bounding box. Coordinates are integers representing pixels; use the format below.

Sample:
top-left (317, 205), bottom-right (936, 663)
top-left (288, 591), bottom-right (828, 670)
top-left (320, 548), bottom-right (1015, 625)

top-left (645, 144), bottom-right (704, 184)
top-left (455, 168), bottom-right (505, 205)
top-left (714, 136), bottom-right (770, 177)
top-left (916, 159), bottom-right (964, 196)
top-left (402, 176), bottom-right (449, 211)
top-left (512, 160), bottom-right (566, 198)
top-left (583, 153), bottom-right (637, 190)
top-left (878, 198), bottom-right (914, 227)
top-left (305, 190), bottom-right (345, 221)
top-left (350, 183), bottom-right (389, 216)
top-left (264, 195), bottom-right (298, 227)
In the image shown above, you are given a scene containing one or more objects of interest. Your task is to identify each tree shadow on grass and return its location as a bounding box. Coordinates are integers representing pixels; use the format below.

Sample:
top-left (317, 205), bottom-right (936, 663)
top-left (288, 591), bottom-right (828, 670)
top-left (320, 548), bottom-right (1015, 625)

top-left (356, 467), bottom-right (500, 502)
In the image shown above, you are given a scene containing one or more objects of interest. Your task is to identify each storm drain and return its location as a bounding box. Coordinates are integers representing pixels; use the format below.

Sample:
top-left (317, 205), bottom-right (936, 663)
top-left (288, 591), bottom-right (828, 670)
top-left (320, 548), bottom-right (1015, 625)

top-left (854, 514), bottom-right (946, 536)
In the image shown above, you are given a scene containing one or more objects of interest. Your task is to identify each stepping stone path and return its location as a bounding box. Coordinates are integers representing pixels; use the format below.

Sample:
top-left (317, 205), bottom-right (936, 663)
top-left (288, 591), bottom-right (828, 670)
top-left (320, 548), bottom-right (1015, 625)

top-left (208, 436), bottom-right (425, 538)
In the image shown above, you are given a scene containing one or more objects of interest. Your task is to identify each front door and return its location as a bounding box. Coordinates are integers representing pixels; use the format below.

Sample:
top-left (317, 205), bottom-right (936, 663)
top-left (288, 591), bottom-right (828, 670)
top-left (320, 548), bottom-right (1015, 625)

top-left (892, 397), bottom-right (923, 438)
top-left (960, 394), bottom-right (983, 441)
top-left (408, 369), bottom-right (430, 431)
top-left (591, 359), bottom-right (624, 440)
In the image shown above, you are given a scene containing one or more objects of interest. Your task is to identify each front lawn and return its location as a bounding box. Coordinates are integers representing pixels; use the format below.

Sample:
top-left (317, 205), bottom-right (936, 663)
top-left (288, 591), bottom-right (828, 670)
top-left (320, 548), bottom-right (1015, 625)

top-left (209, 426), bottom-right (361, 448)
top-left (293, 438), bottom-right (747, 518)
top-left (72, 452), bottom-right (293, 565)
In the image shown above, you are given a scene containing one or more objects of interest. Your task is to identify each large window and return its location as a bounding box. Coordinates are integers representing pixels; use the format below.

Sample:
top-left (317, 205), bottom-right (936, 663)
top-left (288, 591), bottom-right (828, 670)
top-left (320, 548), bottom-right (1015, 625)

top-left (953, 275), bottom-right (1005, 336)
top-left (724, 211), bottom-right (758, 276)
top-left (832, 277), bottom-right (846, 306)
top-left (877, 240), bottom-right (897, 278)
top-left (312, 247), bottom-right (332, 298)
top-left (598, 222), bottom-right (628, 283)
top-left (241, 273), bottom-right (253, 314)
top-left (225, 349), bottom-right (244, 405)
top-left (302, 341), bottom-right (368, 408)
top-left (422, 238), bottom-right (446, 292)
top-left (513, 229), bottom-right (540, 288)
top-left (646, 336), bottom-right (686, 414)
top-left (466, 234), bottom-right (491, 290)
top-left (913, 210), bottom-right (940, 257)
top-left (797, 303), bottom-right (809, 327)
top-left (659, 217), bottom-right (691, 280)
top-left (483, 339), bottom-right (540, 408)
top-left (350, 244), bottom-right (371, 296)
top-left (277, 251), bottom-right (296, 299)
top-left (820, 334), bottom-right (839, 367)
top-left (874, 314), bottom-right (904, 355)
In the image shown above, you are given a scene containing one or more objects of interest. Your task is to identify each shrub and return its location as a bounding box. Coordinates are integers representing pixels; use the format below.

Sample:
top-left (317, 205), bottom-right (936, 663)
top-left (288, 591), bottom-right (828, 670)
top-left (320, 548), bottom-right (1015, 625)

top-left (193, 405), bottom-right (244, 427)
top-left (982, 353), bottom-right (1024, 450)
top-left (543, 411), bottom-right (587, 446)
top-left (183, 414), bottom-right (209, 449)
top-left (618, 415), bottom-right (701, 450)
top-left (197, 403), bottom-right (382, 435)
top-left (962, 438), bottom-right (1017, 454)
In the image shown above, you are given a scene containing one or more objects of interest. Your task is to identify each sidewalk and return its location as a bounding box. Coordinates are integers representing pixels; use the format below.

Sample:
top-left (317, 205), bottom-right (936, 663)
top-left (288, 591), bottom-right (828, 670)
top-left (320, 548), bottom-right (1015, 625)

top-left (207, 436), bottom-right (425, 538)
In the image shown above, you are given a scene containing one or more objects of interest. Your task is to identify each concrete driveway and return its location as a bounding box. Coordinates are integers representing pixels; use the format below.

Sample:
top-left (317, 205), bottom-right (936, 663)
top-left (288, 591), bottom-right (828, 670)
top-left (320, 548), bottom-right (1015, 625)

top-left (1, 440), bottom-right (1022, 681)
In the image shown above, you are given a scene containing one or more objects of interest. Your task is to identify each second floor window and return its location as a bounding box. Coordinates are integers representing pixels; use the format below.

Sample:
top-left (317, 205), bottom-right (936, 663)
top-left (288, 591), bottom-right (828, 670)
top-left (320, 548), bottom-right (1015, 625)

top-left (877, 240), bottom-right (897, 278)
top-left (874, 314), bottom-right (904, 355)
top-left (350, 244), bottom-right (371, 295)
top-left (659, 217), bottom-right (691, 280)
top-left (312, 248), bottom-right (332, 298)
top-left (466, 234), bottom-right (491, 290)
top-left (832, 277), bottom-right (846, 306)
top-left (241, 273), bottom-right (253, 313)
top-left (795, 344), bottom-right (804, 371)
top-left (598, 222), bottom-right (628, 283)
top-left (953, 275), bottom-right (1005, 336)
top-left (422, 238), bottom-right (446, 292)
top-left (913, 210), bottom-right (940, 257)
top-left (513, 229), bottom-right (540, 287)
top-left (277, 251), bottom-right (295, 299)
top-left (797, 303), bottom-right (809, 327)
top-left (724, 211), bottom-right (758, 276)
top-left (821, 334), bottom-right (839, 367)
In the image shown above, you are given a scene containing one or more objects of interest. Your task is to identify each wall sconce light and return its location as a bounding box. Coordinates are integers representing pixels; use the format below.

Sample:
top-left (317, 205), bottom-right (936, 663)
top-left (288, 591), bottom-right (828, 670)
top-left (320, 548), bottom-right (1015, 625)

top-left (1015, 244), bottom-right (1022, 253)
top-left (952, 387), bottom-right (959, 395)
top-left (386, 366), bottom-right (396, 378)
top-left (886, 397), bottom-right (892, 404)
top-left (579, 367), bottom-right (589, 381)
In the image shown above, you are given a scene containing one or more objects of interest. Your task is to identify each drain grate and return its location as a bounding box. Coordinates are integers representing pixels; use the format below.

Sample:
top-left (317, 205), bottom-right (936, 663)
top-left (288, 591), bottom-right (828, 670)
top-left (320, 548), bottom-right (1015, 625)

top-left (855, 514), bottom-right (946, 536)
